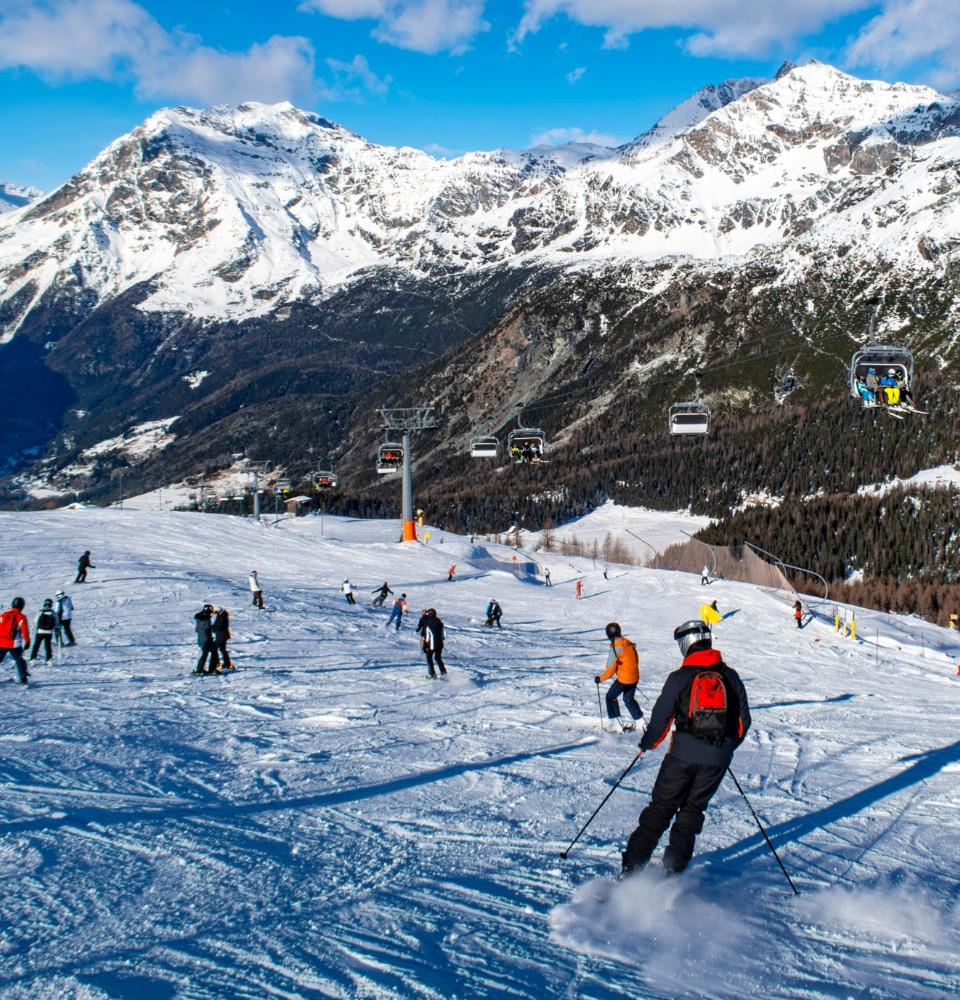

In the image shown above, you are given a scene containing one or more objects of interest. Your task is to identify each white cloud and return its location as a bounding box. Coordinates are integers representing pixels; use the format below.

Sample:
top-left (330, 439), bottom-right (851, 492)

top-left (326, 53), bottom-right (392, 96)
top-left (846, 0), bottom-right (960, 92)
top-left (0, 0), bottom-right (318, 104)
top-left (565, 65), bottom-right (586, 83)
top-left (529, 125), bottom-right (626, 147)
top-left (301, 0), bottom-right (488, 54)
top-left (420, 140), bottom-right (457, 156)
top-left (513, 0), bottom-right (873, 57)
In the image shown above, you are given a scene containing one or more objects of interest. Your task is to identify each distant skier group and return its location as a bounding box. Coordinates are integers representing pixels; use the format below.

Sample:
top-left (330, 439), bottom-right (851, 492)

top-left (2, 571), bottom-right (80, 685)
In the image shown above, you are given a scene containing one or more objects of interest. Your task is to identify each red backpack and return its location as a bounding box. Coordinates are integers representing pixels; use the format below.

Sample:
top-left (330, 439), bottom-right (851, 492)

top-left (687, 669), bottom-right (729, 745)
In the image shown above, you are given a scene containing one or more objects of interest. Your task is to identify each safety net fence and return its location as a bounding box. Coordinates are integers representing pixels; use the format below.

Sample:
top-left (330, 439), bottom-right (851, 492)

top-left (657, 538), bottom-right (797, 594)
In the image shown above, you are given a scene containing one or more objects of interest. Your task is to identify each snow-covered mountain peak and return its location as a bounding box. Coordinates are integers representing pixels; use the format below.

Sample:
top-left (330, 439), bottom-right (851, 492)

top-left (1, 62), bottom-right (958, 332)
top-left (0, 180), bottom-right (42, 214)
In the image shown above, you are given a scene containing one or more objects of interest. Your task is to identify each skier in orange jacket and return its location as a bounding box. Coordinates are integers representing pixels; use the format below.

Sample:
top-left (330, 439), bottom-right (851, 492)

top-left (594, 622), bottom-right (643, 732)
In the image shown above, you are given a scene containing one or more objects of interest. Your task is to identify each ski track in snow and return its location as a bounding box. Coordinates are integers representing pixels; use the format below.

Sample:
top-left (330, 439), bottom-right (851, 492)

top-left (0, 509), bottom-right (959, 999)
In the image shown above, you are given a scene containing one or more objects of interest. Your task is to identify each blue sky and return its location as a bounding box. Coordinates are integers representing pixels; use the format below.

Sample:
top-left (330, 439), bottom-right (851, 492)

top-left (1, 0), bottom-right (957, 191)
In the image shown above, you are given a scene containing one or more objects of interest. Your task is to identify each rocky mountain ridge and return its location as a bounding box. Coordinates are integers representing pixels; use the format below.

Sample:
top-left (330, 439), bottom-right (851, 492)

top-left (1, 60), bottom-right (959, 504)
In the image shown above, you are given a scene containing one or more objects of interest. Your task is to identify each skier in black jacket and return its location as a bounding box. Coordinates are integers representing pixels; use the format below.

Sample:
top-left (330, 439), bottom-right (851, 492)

top-left (211, 606), bottom-right (233, 670)
top-left (193, 605), bottom-right (220, 675)
top-left (372, 582), bottom-right (393, 608)
top-left (30, 599), bottom-right (57, 663)
top-left (416, 608), bottom-right (447, 679)
top-left (621, 619), bottom-right (751, 876)
top-left (75, 551), bottom-right (95, 583)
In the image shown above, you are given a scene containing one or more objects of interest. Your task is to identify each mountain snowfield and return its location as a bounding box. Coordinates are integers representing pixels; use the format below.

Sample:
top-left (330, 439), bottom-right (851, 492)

top-left (0, 60), bottom-right (958, 330)
top-left (0, 182), bottom-right (41, 215)
top-left (1, 507), bottom-right (959, 998)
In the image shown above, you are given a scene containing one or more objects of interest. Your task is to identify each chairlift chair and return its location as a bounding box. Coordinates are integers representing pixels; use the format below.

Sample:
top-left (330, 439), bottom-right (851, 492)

top-left (470, 436), bottom-right (500, 459)
top-left (275, 479), bottom-right (292, 494)
top-left (313, 470), bottom-right (338, 490)
top-left (849, 345), bottom-right (915, 408)
top-left (376, 443), bottom-right (404, 475)
top-left (668, 402), bottom-right (711, 435)
top-left (506, 428), bottom-right (547, 464)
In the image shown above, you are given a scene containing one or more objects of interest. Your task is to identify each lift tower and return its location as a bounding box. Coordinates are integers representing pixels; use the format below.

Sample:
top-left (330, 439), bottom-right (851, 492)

top-left (378, 407), bottom-right (436, 542)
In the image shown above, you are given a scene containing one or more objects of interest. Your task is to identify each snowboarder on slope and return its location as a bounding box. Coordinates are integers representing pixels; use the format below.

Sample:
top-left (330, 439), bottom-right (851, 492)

top-left (248, 571), bottom-right (264, 610)
top-left (575, 579), bottom-right (583, 600)
top-left (700, 565), bottom-right (710, 586)
top-left (448, 564), bottom-right (456, 582)
top-left (212, 606), bottom-right (234, 669)
top-left (621, 619), bottom-right (751, 876)
top-left (594, 622), bottom-right (644, 732)
top-left (484, 599), bottom-right (503, 630)
top-left (793, 600), bottom-right (803, 629)
top-left (700, 600), bottom-right (721, 626)
top-left (193, 605), bottom-right (221, 675)
top-left (416, 608), bottom-right (447, 679)
top-left (387, 593), bottom-right (407, 631)
top-left (342, 580), bottom-right (356, 605)
top-left (372, 582), bottom-right (393, 608)
top-left (75, 551), bottom-right (95, 583)
top-left (0, 597), bottom-right (30, 685)
top-left (30, 599), bottom-right (57, 663)
top-left (55, 591), bottom-right (75, 646)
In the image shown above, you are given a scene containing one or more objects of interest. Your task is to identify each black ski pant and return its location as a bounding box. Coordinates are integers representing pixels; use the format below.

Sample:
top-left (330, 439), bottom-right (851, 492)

top-left (75, 569), bottom-right (87, 583)
top-left (195, 640), bottom-right (220, 673)
top-left (214, 637), bottom-right (232, 668)
top-left (425, 647), bottom-right (447, 677)
top-left (373, 596), bottom-right (386, 607)
top-left (30, 634), bottom-right (53, 661)
top-left (345, 593), bottom-right (356, 605)
top-left (623, 754), bottom-right (726, 872)
top-left (59, 621), bottom-right (76, 645)
top-left (252, 590), bottom-right (264, 609)
top-left (0, 648), bottom-right (29, 683)
top-left (606, 680), bottom-right (643, 720)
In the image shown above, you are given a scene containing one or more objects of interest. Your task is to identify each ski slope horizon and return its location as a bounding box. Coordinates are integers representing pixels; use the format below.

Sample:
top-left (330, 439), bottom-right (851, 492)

top-left (1, 508), bottom-right (959, 999)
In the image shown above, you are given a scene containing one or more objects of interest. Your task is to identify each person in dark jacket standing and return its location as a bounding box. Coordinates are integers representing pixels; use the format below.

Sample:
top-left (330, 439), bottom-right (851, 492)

top-left (621, 619), bottom-right (751, 876)
top-left (193, 605), bottom-right (221, 675)
top-left (0, 597), bottom-right (30, 685)
top-left (484, 599), bottom-right (503, 629)
top-left (30, 599), bottom-right (57, 663)
top-left (55, 591), bottom-right (76, 646)
top-left (211, 606), bottom-right (234, 670)
top-left (416, 608), bottom-right (447, 679)
top-left (75, 551), bottom-right (95, 583)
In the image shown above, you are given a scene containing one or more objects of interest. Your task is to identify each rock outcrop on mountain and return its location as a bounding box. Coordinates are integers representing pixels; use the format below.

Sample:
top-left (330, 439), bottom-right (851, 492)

top-left (0, 60), bottom-right (958, 504)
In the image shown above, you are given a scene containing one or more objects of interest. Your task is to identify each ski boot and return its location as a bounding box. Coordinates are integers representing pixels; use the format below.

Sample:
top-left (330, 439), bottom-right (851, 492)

top-left (661, 848), bottom-right (688, 875)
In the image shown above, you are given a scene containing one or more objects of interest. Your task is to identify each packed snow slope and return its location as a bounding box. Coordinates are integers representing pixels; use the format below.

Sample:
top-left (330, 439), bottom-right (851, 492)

top-left (1, 509), bottom-right (959, 999)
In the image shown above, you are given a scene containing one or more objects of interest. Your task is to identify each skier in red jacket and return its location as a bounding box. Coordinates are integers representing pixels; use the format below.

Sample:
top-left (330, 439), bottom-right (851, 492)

top-left (0, 597), bottom-right (31, 685)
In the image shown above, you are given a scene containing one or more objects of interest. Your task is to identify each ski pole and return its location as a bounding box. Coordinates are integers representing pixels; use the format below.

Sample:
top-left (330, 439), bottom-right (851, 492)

top-left (595, 681), bottom-right (605, 733)
top-left (560, 751), bottom-right (642, 860)
top-left (726, 767), bottom-right (799, 896)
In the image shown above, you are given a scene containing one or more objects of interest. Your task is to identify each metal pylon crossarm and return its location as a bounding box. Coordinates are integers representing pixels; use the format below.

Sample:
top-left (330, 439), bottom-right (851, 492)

top-left (379, 407), bottom-right (437, 431)
top-left (377, 406), bottom-right (437, 541)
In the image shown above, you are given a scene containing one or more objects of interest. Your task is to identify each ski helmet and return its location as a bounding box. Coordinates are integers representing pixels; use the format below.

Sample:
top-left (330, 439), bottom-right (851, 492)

top-left (887, 369), bottom-right (896, 376)
top-left (56, 590), bottom-right (64, 598)
top-left (43, 599), bottom-right (53, 608)
top-left (605, 622), bottom-right (622, 640)
top-left (11, 597), bottom-right (25, 610)
top-left (674, 619), bottom-right (712, 657)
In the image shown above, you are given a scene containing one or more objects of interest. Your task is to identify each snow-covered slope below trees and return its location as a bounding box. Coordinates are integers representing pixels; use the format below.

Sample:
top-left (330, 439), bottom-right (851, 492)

top-left (1, 508), bottom-right (958, 997)
top-left (0, 60), bottom-right (957, 330)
